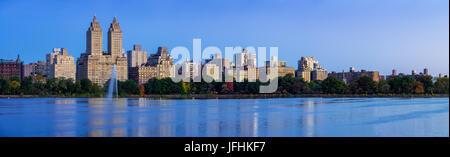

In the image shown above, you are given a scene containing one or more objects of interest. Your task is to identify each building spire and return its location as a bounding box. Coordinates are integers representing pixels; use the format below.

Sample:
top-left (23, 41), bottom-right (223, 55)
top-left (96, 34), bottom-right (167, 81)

top-left (93, 15), bottom-right (97, 22)
top-left (113, 16), bottom-right (117, 23)
top-left (16, 54), bottom-right (21, 63)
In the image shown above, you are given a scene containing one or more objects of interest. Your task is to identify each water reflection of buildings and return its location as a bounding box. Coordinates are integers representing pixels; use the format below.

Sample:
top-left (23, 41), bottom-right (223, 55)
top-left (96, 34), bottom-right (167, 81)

top-left (265, 99), bottom-right (319, 137)
top-left (302, 100), bottom-right (315, 137)
top-left (239, 103), bottom-right (259, 137)
top-left (87, 98), bottom-right (129, 137)
top-left (52, 99), bottom-right (77, 137)
top-left (54, 98), bottom-right (322, 137)
top-left (206, 100), bottom-right (219, 137)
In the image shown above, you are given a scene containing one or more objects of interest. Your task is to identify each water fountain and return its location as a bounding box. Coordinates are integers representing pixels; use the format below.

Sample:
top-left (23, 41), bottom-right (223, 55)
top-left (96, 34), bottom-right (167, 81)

top-left (107, 64), bottom-right (119, 99)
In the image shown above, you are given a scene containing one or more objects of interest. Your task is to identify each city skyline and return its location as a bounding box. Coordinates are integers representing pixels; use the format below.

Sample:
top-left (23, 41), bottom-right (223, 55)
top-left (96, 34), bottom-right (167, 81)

top-left (0, 0), bottom-right (448, 76)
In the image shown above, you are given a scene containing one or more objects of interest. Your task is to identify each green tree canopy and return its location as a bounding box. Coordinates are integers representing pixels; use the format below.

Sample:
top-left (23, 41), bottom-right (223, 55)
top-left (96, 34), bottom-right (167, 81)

top-left (321, 76), bottom-right (347, 94)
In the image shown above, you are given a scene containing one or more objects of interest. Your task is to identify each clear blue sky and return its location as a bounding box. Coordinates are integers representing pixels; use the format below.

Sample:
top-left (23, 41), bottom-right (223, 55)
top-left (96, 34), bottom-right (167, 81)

top-left (0, 0), bottom-right (448, 76)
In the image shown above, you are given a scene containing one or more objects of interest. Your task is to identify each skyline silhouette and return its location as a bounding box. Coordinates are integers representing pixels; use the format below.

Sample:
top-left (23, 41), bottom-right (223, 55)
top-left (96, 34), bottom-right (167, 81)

top-left (0, 0), bottom-right (448, 76)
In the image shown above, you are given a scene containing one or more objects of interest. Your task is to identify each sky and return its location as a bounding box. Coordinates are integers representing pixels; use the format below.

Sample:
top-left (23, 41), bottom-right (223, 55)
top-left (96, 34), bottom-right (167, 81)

top-left (0, 0), bottom-right (448, 76)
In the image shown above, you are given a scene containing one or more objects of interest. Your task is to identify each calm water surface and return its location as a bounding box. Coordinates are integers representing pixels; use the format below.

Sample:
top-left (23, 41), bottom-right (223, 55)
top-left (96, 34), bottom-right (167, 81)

top-left (0, 97), bottom-right (448, 137)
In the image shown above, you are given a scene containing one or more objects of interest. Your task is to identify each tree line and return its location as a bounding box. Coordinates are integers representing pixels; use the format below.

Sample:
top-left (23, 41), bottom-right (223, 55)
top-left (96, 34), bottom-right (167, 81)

top-left (0, 74), bottom-right (448, 97)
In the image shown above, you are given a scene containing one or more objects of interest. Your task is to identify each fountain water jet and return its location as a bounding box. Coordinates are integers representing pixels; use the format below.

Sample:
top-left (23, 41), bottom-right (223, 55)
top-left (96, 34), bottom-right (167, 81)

top-left (107, 64), bottom-right (119, 99)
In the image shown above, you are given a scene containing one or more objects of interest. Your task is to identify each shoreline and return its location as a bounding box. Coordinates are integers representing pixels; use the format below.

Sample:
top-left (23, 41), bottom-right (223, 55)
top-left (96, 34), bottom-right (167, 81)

top-left (1, 94), bottom-right (448, 99)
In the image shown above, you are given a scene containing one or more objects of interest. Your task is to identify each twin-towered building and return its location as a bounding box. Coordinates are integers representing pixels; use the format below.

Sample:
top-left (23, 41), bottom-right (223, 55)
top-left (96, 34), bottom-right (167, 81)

top-left (76, 16), bottom-right (128, 86)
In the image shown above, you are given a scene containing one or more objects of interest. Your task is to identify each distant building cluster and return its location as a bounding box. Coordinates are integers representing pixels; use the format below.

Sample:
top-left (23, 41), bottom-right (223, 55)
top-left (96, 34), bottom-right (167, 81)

top-left (386, 68), bottom-right (434, 79)
top-left (128, 46), bottom-right (174, 84)
top-left (329, 67), bottom-right (379, 84)
top-left (1, 16), bottom-right (448, 86)
top-left (295, 57), bottom-right (327, 82)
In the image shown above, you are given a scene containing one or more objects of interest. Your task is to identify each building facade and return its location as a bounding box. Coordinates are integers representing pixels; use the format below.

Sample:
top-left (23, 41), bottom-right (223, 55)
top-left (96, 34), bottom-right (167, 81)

top-left (76, 16), bottom-right (128, 86)
top-left (129, 66), bottom-right (158, 84)
top-left (127, 45), bottom-right (148, 68)
top-left (127, 44), bottom-right (148, 80)
top-left (148, 47), bottom-right (173, 78)
top-left (311, 69), bottom-right (328, 81)
top-left (47, 48), bottom-right (76, 80)
top-left (129, 46), bottom-right (174, 84)
top-left (296, 57), bottom-right (327, 82)
top-left (329, 68), bottom-right (380, 84)
top-left (0, 55), bottom-right (23, 80)
top-left (23, 64), bottom-right (33, 77)
top-left (264, 61), bottom-right (295, 80)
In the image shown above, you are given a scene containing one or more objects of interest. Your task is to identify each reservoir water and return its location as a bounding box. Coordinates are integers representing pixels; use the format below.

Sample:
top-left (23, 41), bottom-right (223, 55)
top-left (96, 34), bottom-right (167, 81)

top-left (0, 97), bottom-right (448, 137)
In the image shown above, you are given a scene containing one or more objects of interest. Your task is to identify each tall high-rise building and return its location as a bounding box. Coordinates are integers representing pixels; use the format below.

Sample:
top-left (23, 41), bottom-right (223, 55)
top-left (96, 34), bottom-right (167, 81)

top-left (175, 59), bottom-right (200, 81)
top-left (108, 16), bottom-right (123, 57)
top-left (86, 16), bottom-right (102, 56)
top-left (412, 70), bottom-right (417, 75)
top-left (392, 69), bottom-right (397, 76)
top-left (232, 49), bottom-right (258, 81)
top-left (47, 48), bottom-right (76, 80)
top-left (76, 16), bottom-right (128, 86)
top-left (234, 49), bottom-right (256, 68)
top-left (127, 45), bottom-right (148, 68)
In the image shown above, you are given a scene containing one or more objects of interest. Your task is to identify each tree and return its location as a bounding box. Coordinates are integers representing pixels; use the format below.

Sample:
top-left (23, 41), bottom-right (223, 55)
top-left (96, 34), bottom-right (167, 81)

top-left (387, 76), bottom-right (414, 94)
top-left (434, 77), bottom-right (449, 94)
top-left (350, 76), bottom-right (377, 94)
top-left (191, 76), bottom-right (209, 94)
top-left (0, 77), bottom-right (10, 94)
top-left (377, 80), bottom-right (390, 94)
top-left (33, 75), bottom-right (46, 84)
top-left (139, 84), bottom-right (145, 96)
top-left (55, 78), bottom-right (68, 95)
top-left (119, 80), bottom-right (139, 95)
top-left (416, 75), bottom-right (433, 94)
top-left (321, 76), bottom-right (347, 94)
top-left (401, 76), bottom-right (415, 94)
top-left (247, 80), bottom-right (260, 94)
top-left (91, 83), bottom-right (102, 97)
top-left (413, 81), bottom-right (424, 94)
top-left (292, 77), bottom-right (310, 94)
top-left (143, 78), bottom-right (185, 95)
top-left (278, 74), bottom-right (295, 94)
top-left (182, 82), bottom-right (190, 94)
top-left (21, 76), bottom-right (33, 94)
top-left (144, 78), bottom-right (157, 94)
top-left (221, 82), bottom-right (233, 94)
top-left (74, 81), bottom-right (83, 94)
top-left (9, 76), bottom-right (20, 82)
top-left (9, 80), bottom-right (21, 95)
top-left (80, 79), bottom-right (92, 93)
top-left (309, 80), bottom-right (323, 94)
